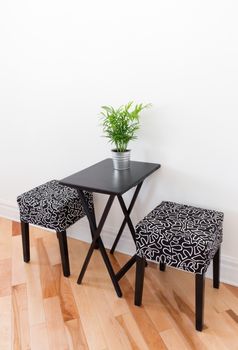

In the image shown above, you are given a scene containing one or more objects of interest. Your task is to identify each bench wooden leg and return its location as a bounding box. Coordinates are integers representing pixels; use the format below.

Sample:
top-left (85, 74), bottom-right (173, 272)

top-left (195, 273), bottom-right (205, 331)
top-left (21, 221), bottom-right (30, 262)
top-left (135, 256), bottom-right (146, 306)
top-left (160, 262), bottom-right (166, 271)
top-left (57, 230), bottom-right (70, 277)
top-left (213, 247), bottom-right (220, 289)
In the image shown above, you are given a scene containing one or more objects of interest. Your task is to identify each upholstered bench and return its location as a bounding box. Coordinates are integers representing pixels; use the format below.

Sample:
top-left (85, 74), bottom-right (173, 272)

top-left (17, 180), bottom-right (93, 277)
top-left (134, 201), bottom-right (224, 331)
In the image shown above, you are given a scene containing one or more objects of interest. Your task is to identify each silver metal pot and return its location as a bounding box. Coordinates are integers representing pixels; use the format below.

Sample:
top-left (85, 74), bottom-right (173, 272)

top-left (111, 150), bottom-right (131, 170)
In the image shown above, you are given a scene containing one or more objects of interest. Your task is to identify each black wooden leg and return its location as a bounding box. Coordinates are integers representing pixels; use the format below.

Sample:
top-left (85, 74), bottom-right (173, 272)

top-left (57, 230), bottom-right (70, 277)
top-left (77, 195), bottom-right (116, 286)
top-left (110, 182), bottom-right (143, 254)
top-left (89, 206), bottom-right (99, 250)
top-left (195, 273), bottom-right (204, 331)
top-left (213, 247), bottom-right (220, 289)
top-left (117, 195), bottom-right (137, 244)
top-left (160, 262), bottom-right (166, 271)
top-left (21, 221), bottom-right (30, 262)
top-left (97, 237), bottom-right (122, 297)
top-left (135, 256), bottom-right (146, 306)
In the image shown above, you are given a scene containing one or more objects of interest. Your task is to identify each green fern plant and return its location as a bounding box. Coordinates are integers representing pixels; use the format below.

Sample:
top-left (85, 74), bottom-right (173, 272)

top-left (100, 101), bottom-right (151, 152)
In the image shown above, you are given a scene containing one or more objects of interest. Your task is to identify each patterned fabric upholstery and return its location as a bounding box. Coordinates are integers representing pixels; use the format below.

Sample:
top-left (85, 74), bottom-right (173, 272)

top-left (17, 180), bottom-right (93, 232)
top-left (135, 201), bottom-right (224, 274)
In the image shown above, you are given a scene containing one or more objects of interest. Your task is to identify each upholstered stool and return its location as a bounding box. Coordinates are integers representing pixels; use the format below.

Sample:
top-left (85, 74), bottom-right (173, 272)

top-left (17, 180), bottom-right (93, 277)
top-left (134, 201), bottom-right (224, 331)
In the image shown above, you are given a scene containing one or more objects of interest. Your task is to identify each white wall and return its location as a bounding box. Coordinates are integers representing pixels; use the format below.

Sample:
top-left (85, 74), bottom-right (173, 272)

top-left (1, 1), bottom-right (238, 284)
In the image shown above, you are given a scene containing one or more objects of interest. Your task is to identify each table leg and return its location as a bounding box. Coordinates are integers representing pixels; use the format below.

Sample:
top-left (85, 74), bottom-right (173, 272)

top-left (110, 182), bottom-right (143, 254)
top-left (97, 237), bottom-right (122, 297)
top-left (76, 192), bottom-right (123, 297)
top-left (88, 205), bottom-right (99, 249)
top-left (117, 194), bottom-right (137, 243)
top-left (117, 193), bottom-right (148, 268)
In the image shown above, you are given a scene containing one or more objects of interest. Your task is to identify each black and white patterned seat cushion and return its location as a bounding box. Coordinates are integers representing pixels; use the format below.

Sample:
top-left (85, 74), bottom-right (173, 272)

top-left (135, 201), bottom-right (224, 274)
top-left (17, 180), bottom-right (93, 232)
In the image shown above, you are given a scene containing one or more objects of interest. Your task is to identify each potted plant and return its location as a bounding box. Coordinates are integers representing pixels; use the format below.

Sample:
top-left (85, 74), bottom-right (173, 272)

top-left (100, 101), bottom-right (151, 170)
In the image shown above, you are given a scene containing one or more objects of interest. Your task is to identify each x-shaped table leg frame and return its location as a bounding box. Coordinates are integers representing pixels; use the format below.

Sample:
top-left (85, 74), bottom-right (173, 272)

top-left (110, 181), bottom-right (143, 254)
top-left (76, 181), bottom-right (144, 297)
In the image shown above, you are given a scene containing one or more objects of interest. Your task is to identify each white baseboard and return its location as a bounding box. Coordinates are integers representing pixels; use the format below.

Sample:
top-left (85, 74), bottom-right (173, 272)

top-left (206, 255), bottom-right (238, 287)
top-left (0, 199), bottom-right (20, 222)
top-left (1, 199), bottom-right (237, 287)
top-left (68, 222), bottom-right (136, 257)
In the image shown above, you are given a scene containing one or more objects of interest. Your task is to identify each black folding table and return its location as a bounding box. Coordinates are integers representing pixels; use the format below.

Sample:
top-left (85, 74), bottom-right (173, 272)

top-left (60, 158), bottom-right (160, 297)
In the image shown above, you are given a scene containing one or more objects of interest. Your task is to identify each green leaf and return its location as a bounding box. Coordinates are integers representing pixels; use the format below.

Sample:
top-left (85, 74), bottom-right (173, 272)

top-left (99, 101), bottom-right (151, 152)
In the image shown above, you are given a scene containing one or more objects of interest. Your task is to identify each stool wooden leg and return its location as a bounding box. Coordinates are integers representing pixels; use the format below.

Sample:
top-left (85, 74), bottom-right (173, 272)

top-left (21, 221), bottom-right (30, 262)
top-left (135, 256), bottom-right (146, 306)
top-left (195, 273), bottom-right (205, 331)
top-left (56, 230), bottom-right (70, 277)
top-left (213, 247), bottom-right (220, 289)
top-left (160, 262), bottom-right (166, 271)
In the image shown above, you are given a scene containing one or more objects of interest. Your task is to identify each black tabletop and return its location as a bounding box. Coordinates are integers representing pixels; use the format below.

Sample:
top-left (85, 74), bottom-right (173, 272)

top-left (60, 158), bottom-right (160, 195)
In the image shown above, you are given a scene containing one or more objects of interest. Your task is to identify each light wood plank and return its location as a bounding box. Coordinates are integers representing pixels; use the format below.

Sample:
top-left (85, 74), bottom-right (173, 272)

top-left (0, 295), bottom-right (11, 350)
top-left (0, 258), bottom-right (11, 297)
top-left (205, 278), bottom-right (229, 313)
top-left (30, 226), bottom-right (54, 248)
top-left (0, 218), bottom-right (12, 259)
top-left (204, 305), bottom-right (238, 349)
top-left (36, 238), bottom-right (57, 298)
top-left (52, 264), bottom-right (78, 322)
top-left (111, 253), bottom-right (167, 350)
top-left (25, 247), bottom-right (46, 325)
top-left (197, 323), bottom-right (232, 350)
top-left (71, 280), bottom-right (107, 350)
top-left (84, 285), bottom-right (133, 350)
top-left (44, 296), bottom-right (69, 350)
top-left (116, 312), bottom-right (150, 350)
top-left (12, 284), bottom-right (30, 350)
top-left (65, 318), bottom-right (89, 350)
top-left (30, 323), bottom-right (50, 350)
top-left (160, 328), bottom-right (190, 350)
top-left (44, 234), bottom-right (62, 266)
top-left (69, 243), bottom-right (107, 350)
top-left (225, 283), bottom-right (238, 299)
top-left (12, 221), bottom-right (21, 236)
top-left (12, 235), bottom-right (26, 286)
top-left (88, 247), bottom-right (149, 350)
top-left (218, 283), bottom-right (238, 315)
top-left (226, 309), bottom-right (238, 324)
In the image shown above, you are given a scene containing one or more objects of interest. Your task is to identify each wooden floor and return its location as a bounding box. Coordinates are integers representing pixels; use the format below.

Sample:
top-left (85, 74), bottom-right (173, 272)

top-left (1, 217), bottom-right (238, 350)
